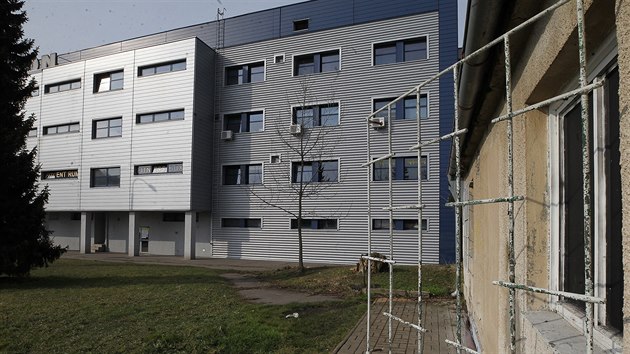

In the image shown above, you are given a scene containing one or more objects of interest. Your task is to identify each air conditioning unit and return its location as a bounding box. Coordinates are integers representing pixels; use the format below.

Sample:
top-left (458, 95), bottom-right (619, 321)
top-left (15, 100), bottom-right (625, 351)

top-left (369, 117), bottom-right (386, 129)
top-left (289, 124), bottom-right (302, 135)
top-left (221, 130), bottom-right (234, 140)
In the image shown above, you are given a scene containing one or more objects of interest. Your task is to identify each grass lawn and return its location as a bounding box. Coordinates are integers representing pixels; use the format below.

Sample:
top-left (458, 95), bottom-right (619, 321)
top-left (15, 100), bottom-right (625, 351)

top-left (259, 264), bottom-right (456, 298)
top-left (0, 259), bottom-right (364, 354)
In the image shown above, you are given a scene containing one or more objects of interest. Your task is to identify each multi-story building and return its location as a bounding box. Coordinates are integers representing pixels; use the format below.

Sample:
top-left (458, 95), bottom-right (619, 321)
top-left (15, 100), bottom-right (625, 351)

top-left (26, 0), bottom-right (457, 264)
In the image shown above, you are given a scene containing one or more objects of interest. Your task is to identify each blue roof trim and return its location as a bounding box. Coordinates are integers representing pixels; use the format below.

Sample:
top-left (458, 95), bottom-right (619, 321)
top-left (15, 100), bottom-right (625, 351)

top-left (438, 0), bottom-right (458, 264)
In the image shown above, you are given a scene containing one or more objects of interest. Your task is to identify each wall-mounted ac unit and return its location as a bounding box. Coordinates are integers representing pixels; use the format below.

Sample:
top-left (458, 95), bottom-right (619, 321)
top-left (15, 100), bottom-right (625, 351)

top-left (289, 124), bottom-right (302, 135)
top-left (369, 117), bottom-right (386, 129)
top-left (221, 130), bottom-right (234, 140)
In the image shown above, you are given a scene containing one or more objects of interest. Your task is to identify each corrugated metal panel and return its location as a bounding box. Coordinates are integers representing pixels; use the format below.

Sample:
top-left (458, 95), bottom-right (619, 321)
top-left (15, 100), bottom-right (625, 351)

top-left (213, 12), bottom-right (443, 265)
top-left (278, 0), bottom-right (353, 37)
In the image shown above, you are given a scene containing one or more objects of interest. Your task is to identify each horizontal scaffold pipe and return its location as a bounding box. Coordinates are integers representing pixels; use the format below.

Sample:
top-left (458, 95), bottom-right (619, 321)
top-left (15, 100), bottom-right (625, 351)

top-left (409, 129), bottom-right (468, 151)
top-left (445, 195), bottom-right (524, 208)
top-left (445, 340), bottom-right (479, 354)
top-left (382, 204), bottom-right (425, 211)
top-left (361, 153), bottom-right (395, 168)
top-left (361, 255), bottom-right (396, 264)
top-left (492, 281), bottom-right (605, 304)
top-left (383, 312), bottom-right (427, 333)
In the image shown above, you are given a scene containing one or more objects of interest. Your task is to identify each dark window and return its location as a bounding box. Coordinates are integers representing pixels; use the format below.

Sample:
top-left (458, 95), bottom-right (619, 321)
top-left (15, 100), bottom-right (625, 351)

top-left (373, 156), bottom-right (427, 181)
top-left (137, 109), bottom-right (184, 124)
top-left (93, 117), bottom-right (122, 139)
top-left (70, 212), bottom-right (81, 221)
top-left (28, 128), bottom-right (37, 137)
top-left (90, 167), bottom-right (120, 187)
top-left (224, 111), bottom-right (264, 133)
top-left (293, 19), bottom-right (309, 31)
top-left (135, 162), bottom-right (183, 175)
top-left (94, 70), bottom-right (123, 93)
top-left (225, 62), bottom-right (265, 85)
top-left (43, 122), bottom-right (80, 135)
top-left (138, 59), bottom-right (186, 77)
top-left (373, 37), bottom-right (427, 65)
top-left (372, 219), bottom-right (428, 231)
top-left (221, 218), bottom-right (261, 228)
top-left (374, 94), bottom-right (428, 120)
top-left (274, 54), bottom-right (285, 64)
top-left (44, 79), bottom-right (81, 94)
top-left (223, 164), bottom-right (262, 185)
top-left (291, 219), bottom-right (337, 229)
top-left (163, 213), bottom-right (185, 222)
top-left (292, 103), bottom-right (339, 127)
top-left (293, 50), bottom-right (340, 76)
top-left (292, 160), bottom-right (338, 183)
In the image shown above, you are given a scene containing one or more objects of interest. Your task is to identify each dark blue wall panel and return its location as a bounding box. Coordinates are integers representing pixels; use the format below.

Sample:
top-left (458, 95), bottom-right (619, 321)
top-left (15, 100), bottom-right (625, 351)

top-left (279, 0), bottom-right (354, 37)
top-left (438, 0), bottom-right (458, 264)
top-left (224, 9), bottom-right (281, 47)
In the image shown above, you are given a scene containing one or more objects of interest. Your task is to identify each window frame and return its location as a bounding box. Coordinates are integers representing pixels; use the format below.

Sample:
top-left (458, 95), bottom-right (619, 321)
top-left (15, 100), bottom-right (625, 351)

top-left (92, 117), bottom-right (122, 139)
top-left (136, 109), bottom-right (185, 124)
top-left (90, 167), bottom-right (121, 188)
top-left (290, 101), bottom-right (341, 127)
top-left (372, 93), bottom-right (429, 120)
top-left (222, 109), bottom-right (265, 133)
top-left (224, 61), bottom-right (266, 85)
top-left (44, 79), bottom-right (82, 94)
top-left (371, 35), bottom-right (429, 66)
top-left (137, 59), bottom-right (187, 77)
top-left (291, 159), bottom-right (339, 183)
top-left (292, 48), bottom-right (341, 76)
top-left (290, 218), bottom-right (338, 230)
top-left (548, 39), bottom-right (621, 348)
top-left (373, 155), bottom-right (429, 181)
top-left (372, 218), bottom-right (429, 231)
top-left (134, 162), bottom-right (183, 176)
top-left (93, 69), bottom-right (124, 93)
top-left (43, 122), bottom-right (80, 136)
top-left (222, 163), bottom-right (264, 185)
top-left (221, 218), bottom-right (262, 228)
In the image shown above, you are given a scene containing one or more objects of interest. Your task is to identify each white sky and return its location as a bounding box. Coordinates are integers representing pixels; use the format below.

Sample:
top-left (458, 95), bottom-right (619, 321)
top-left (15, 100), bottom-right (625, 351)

top-left (23, 0), bottom-right (468, 55)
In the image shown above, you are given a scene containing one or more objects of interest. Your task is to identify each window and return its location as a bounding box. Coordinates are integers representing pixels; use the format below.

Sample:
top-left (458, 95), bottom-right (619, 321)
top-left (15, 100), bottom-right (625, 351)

top-left (135, 162), bottom-right (183, 175)
top-left (28, 128), bottom-right (37, 137)
top-left (224, 111), bottom-right (264, 133)
top-left (292, 160), bottom-right (338, 183)
top-left (225, 62), bottom-right (264, 85)
top-left (94, 70), bottom-right (123, 93)
top-left (274, 54), bottom-right (285, 64)
top-left (90, 167), bottom-right (120, 187)
top-left (373, 37), bottom-right (427, 65)
top-left (221, 218), bottom-right (261, 228)
top-left (372, 219), bottom-right (428, 231)
top-left (43, 122), bottom-right (80, 135)
top-left (291, 219), bottom-right (337, 229)
top-left (70, 212), bottom-right (81, 221)
top-left (138, 59), bottom-right (186, 77)
top-left (162, 213), bottom-right (185, 222)
top-left (223, 164), bottom-right (262, 185)
top-left (374, 94), bottom-right (428, 120)
top-left (137, 109), bottom-right (184, 124)
top-left (270, 154), bottom-right (281, 164)
top-left (550, 64), bottom-right (622, 333)
top-left (293, 19), bottom-right (309, 31)
top-left (44, 79), bottom-right (81, 94)
top-left (292, 103), bottom-right (339, 127)
top-left (294, 50), bottom-right (339, 76)
top-left (92, 117), bottom-right (122, 139)
top-left (31, 87), bottom-right (39, 97)
top-left (373, 156), bottom-right (427, 181)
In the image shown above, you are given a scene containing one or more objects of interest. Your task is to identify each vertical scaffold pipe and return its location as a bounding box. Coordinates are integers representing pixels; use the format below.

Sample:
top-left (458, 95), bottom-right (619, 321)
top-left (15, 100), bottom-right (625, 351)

top-left (453, 63), bottom-right (463, 354)
top-left (366, 99), bottom-right (373, 354)
top-left (575, 0), bottom-right (594, 353)
top-left (387, 104), bottom-right (394, 354)
top-left (416, 88), bottom-right (424, 354)
top-left (504, 34), bottom-right (517, 354)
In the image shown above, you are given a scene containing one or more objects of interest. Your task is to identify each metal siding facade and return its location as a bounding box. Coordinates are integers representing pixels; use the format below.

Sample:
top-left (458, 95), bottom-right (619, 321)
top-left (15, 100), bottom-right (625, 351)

top-left (438, 0), bottom-right (458, 263)
top-left (213, 12), bottom-right (443, 265)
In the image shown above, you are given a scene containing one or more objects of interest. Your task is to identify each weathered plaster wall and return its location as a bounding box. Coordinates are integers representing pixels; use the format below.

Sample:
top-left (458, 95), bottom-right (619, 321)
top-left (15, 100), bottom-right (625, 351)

top-left (614, 0), bottom-right (630, 351)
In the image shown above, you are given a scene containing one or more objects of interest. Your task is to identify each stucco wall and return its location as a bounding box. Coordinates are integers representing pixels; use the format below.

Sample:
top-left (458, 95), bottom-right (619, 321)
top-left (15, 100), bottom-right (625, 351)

top-left (614, 0), bottom-right (630, 351)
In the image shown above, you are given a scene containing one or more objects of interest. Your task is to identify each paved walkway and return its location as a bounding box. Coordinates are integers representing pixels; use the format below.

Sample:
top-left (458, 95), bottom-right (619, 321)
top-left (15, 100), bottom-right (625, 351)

top-left (334, 298), bottom-right (475, 354)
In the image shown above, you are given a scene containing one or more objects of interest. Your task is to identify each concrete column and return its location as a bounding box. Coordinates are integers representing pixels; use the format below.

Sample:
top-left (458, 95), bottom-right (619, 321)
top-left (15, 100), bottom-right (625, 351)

top-left (128, 212), bottom-right (139, 257)
top-left (79, 212), bottom-right (92, 254)
top-left (184, 211), bottom-right (196, 260)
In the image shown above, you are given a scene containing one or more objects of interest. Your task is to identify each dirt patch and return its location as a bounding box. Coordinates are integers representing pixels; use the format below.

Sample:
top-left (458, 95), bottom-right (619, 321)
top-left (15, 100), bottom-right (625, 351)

top-left (221, 273), bottom-right (341, 305)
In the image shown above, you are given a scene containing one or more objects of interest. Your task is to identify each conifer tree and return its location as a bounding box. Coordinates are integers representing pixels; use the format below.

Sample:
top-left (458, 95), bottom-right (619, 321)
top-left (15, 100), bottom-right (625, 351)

top-left (0, 0), bottom-right (65, 276)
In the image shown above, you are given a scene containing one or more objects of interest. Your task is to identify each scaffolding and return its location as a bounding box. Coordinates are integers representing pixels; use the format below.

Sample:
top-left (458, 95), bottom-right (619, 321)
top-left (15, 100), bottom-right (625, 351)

top-left (362, 0), bottom-right (604, 353)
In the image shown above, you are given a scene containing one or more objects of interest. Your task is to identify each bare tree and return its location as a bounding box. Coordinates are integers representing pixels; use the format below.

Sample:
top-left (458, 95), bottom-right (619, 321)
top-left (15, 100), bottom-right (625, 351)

top-left (248, 78), bottom-right (344, 271)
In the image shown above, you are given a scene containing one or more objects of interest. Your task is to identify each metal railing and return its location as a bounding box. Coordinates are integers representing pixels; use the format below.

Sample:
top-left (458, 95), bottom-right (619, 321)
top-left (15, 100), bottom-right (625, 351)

top-left (362, 0), bottom-right (603, 353)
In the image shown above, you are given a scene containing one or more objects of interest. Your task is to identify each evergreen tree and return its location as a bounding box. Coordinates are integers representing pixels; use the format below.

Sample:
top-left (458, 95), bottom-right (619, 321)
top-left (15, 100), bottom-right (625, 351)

top-left (0, 0), bottom-right (65, 276)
